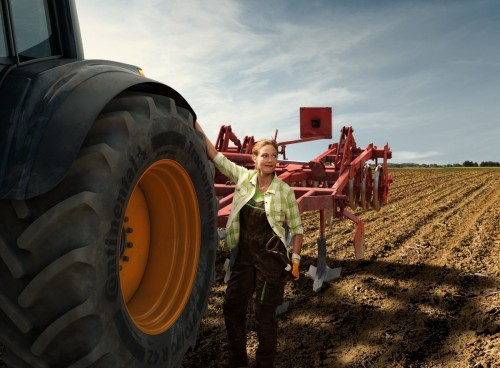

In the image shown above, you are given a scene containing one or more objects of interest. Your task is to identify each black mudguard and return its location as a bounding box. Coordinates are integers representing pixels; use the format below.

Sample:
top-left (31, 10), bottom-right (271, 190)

top-left (0, 60), bottom-right (196, 199)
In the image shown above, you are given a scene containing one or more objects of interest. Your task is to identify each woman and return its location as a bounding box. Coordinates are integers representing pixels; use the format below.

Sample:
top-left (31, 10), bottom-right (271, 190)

top-left (195, 121), bottom-right (303, 368)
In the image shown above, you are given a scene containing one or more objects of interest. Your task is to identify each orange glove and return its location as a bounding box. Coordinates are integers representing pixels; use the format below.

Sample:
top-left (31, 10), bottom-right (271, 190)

top-left (291, 253), bottom-right (301, 280)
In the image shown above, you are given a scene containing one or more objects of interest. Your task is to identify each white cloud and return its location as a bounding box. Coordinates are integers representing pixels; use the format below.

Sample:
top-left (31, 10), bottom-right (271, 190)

top-left (394, 151), bottom-right (442, 162)
top-left (76, 0), bottom-right (500, 164)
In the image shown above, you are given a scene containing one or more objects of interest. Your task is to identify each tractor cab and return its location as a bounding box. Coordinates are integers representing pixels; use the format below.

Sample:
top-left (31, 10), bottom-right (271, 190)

top-left (0, 0), bottom-right (81, 69)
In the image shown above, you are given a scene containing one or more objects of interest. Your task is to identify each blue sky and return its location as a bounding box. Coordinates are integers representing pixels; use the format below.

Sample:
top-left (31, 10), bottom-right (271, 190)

top-left (75, 0), bottom-right (500, 164)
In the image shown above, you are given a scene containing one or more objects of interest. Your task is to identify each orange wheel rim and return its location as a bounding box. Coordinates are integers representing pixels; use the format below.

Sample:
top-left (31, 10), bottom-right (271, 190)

top-left (119, 159), bottom-right (200, 335)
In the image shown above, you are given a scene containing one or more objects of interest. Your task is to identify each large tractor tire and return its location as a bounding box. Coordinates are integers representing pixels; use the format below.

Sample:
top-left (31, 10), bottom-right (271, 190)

top-left (0, 92), bottom-right (218, 367)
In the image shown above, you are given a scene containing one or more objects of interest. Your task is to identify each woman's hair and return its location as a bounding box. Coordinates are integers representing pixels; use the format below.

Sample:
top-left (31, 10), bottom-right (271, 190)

top-left (252, 139), bottom-right (279, 156)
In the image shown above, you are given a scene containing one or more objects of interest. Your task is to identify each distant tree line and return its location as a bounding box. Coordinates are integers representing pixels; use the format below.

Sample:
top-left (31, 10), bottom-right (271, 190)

top-left (462, 160), bottom-right (500, 167)
top-left (388, 161), bottom-right (500, 168)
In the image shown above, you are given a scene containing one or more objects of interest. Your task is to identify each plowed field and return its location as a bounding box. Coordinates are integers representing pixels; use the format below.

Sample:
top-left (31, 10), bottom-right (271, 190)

top-left (183, 168), bottom-right (499, 368)
top-left (2, 168), bottom-right (497, 368)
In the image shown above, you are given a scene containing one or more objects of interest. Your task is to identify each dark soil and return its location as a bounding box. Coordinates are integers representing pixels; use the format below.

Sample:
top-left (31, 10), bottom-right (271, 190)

top-left (1, 168), bottom-right (498, 367)
top-left (182, 168), bottom-right (500, 368)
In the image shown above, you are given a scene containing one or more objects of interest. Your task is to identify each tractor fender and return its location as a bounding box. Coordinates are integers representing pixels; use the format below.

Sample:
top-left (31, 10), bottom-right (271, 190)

top-left (0, 61), bottom-right (196, 199)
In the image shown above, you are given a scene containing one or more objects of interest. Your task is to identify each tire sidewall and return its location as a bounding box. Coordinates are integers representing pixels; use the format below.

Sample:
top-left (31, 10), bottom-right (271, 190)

top-left (97, 115), bottom-right (217, 367)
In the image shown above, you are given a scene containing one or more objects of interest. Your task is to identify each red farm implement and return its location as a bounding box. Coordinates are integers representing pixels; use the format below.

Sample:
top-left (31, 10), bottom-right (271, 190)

top-left (214, 107), bottom-right (392, 291)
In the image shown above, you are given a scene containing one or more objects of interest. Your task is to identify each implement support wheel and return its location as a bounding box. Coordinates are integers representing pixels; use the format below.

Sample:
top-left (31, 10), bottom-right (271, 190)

top-left (372, 164), bottom-right (385, 211)
top-left (348, 170), bottom-right (362, 210)
top-left (360, 164), bottom-right (373, 210)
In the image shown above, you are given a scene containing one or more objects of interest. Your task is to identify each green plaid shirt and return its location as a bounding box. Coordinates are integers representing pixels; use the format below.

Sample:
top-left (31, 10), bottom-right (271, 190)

top-left (213, 153), bottom-right (303, 250)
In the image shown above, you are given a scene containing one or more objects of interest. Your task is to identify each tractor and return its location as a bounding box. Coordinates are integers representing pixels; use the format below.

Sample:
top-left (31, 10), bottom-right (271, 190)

top-left (0, 0), bottom-right (218, 367)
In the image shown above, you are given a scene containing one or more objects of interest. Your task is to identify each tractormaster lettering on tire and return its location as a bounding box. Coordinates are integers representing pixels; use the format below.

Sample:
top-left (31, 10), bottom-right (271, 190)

top-left (0, 92), bottom-right (218, 367)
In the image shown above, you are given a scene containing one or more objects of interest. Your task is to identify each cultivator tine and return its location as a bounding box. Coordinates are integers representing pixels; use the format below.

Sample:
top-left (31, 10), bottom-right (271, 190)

top-left (353, 221), bottom-right (365, 259)
top-left (317, 236), bottom-right (327, 280)
top-left (342, 209), bottom-right (365, 259)
top-left (308, 236), bottom-right (341, 292)
top-left (275, 300), bottom-right (290, 316)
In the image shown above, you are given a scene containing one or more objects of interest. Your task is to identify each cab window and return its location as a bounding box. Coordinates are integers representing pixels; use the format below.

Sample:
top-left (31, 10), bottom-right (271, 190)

top-left (0, 2), bottom-right (8, 73)
top-left (0, 3), bottom-right (8, 58)
top-left (10, 0), bottom-right (60, 61)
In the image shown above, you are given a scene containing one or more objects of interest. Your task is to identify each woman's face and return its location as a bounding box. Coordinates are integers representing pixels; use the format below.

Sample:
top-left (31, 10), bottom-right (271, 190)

top-left (253, 144), bottom-right (278, 175)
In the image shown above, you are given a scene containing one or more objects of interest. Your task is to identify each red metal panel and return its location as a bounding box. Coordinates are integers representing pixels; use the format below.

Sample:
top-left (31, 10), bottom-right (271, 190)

top-left (300, 107), bottom-right (332, 139)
